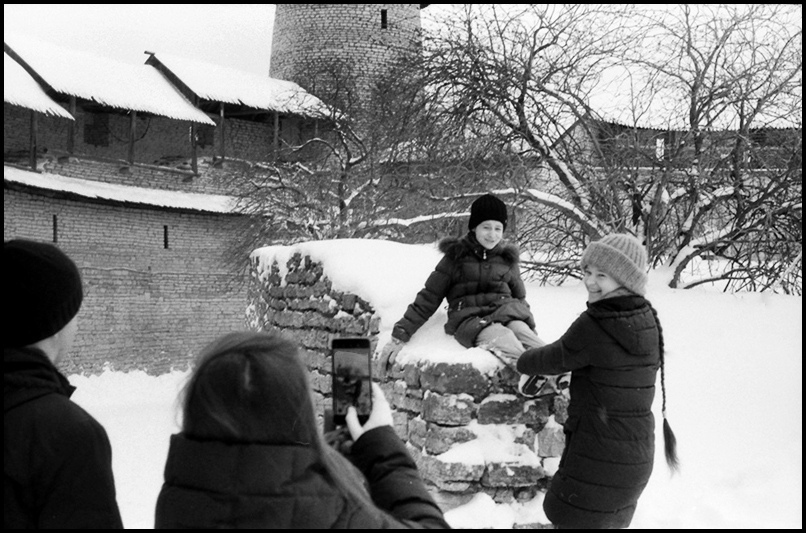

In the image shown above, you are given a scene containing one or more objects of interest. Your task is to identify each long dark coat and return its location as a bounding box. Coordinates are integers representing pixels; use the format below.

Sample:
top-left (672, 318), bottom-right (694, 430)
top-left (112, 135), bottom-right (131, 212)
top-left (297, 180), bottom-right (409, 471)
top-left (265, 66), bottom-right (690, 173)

top-left (517, 294), bottom-right (660, 529)
top-left (393, 233), bottom-right (535, 347)
top-left (4, 347), bottom-right (123, 529)
top-left (154, 426), bottom-right (449, 529)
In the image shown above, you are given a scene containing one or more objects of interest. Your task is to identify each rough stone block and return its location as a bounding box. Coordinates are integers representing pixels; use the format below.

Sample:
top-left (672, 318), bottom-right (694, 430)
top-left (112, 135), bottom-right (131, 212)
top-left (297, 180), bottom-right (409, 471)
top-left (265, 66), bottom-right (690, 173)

top-left (481, 461), bottom-right (547, 488)
top-left (478, 394), bottom-right (524, 424)
top-left (401, 362), bottom-right (421, 387)
top-left (398, 391), bottom-right (424, 414)
top-left (387, 379), bottom-right (408, 407)
top-left (339, 293), bottom-right (357, 310)
top-left (391, 410), bottom-right (409, 441)
top-left (417, 452), bottom-right (485, 485)
top-left (424, 423), bottom-right (476, 455)
top-left (309, 370), bottom-right (330, 395)
top-left (537, 424), bottom-right (565, 458)
top-left (522, 397), bottom-right (552, 429)
top-left (268, 297), bottom-right (287, 310)
top-left (407, 416), bottom-right (428, 449)
top-left (311, 280), bottom-right (332, 297)
top-left (421, 391), bottom-right (475, 426)
top-left (419, 361), bottom-right (490, 400)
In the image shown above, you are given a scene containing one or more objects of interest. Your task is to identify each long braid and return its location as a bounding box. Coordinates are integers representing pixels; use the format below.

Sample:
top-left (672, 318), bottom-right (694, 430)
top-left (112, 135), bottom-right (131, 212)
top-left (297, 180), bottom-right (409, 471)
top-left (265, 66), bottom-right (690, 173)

top-left (650, 303), bottom-right (680, 473)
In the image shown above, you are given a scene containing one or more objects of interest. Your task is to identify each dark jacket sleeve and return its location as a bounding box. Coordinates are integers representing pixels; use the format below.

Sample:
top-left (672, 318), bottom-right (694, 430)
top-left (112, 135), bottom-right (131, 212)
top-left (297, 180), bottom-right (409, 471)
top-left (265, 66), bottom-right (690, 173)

top-left (509, 262), bottom-right (527, 300)
top-left (393, 256), bottom-right (454, 342)
top-left (37, 400), bottom-right (123, 529)
top-left (517, 313), bottom-right (592, 376)
top-left (350, 426), bottom-right (450, 529)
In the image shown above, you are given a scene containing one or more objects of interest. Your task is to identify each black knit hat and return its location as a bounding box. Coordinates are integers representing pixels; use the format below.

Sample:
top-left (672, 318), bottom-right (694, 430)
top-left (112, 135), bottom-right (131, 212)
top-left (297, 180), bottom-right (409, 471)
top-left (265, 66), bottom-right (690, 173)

top-left (468, 193), bottom-right (508, 230)
top-left (4, 239), bottom-right (84, 347)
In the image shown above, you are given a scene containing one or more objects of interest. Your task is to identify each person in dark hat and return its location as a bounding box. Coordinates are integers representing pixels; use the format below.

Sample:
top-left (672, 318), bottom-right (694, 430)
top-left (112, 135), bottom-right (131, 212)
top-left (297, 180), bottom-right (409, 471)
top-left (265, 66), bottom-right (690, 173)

top-left (379, 193), bottom-right (558, 397)
top-left (517, 232), bottom-right (679, 529)
top-left (4, 239), bottom-right (123, 529)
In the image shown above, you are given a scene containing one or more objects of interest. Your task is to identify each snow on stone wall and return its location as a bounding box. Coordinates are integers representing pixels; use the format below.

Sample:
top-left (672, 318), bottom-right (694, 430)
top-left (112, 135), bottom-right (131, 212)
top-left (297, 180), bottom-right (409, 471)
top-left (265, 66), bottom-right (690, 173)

top-left (247, 244), bottom-right (568, 513)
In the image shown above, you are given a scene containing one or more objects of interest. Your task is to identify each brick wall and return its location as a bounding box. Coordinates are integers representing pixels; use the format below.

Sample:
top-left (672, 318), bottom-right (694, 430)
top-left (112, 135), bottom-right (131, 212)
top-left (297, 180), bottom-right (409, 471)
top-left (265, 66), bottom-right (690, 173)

top-left (247, 247), bottom-right (566, 522)
top-left (4, 100), bottom-right (327, 376)
top-left (271, 4), bottom-right (423, 103)
top-left (4, 188), bottom-right (251, 375)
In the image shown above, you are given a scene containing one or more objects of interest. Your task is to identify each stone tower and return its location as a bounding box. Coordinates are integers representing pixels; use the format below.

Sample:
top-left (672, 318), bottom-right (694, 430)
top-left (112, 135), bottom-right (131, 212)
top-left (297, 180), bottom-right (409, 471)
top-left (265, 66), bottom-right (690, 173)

top-left (270, 4), bottom-right (427, 115)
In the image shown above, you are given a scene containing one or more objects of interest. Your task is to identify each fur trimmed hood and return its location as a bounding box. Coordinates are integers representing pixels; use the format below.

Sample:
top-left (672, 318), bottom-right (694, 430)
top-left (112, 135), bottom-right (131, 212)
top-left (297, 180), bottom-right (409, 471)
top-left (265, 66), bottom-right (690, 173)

top-left (391, 231), bottom-right (533, 344)
top-left (438, 233), bottom-right (520, 264)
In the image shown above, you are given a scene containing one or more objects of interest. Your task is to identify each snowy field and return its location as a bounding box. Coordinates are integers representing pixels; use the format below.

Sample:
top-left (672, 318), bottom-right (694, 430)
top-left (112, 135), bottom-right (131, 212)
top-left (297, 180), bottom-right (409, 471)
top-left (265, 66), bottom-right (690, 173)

top-left (69, 239), bottom-right (802, 529)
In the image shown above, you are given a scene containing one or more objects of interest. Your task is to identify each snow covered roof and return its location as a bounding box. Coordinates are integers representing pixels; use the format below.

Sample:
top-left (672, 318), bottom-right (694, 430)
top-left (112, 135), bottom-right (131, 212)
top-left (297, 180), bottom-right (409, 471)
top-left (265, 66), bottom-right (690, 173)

top-left (4, 33), bottom-right (215, 125)
top-left (147, 52), bottom-right (330, 118)
top-left (4, 165), bottom-right (239, 214)
top-left (4, 52), bottom-right (74, 119)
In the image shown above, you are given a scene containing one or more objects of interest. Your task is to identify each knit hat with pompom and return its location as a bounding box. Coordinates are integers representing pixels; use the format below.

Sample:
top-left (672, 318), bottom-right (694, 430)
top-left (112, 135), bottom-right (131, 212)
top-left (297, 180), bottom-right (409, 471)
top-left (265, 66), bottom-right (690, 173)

top-left (580, 233), bottom-right (648, 295)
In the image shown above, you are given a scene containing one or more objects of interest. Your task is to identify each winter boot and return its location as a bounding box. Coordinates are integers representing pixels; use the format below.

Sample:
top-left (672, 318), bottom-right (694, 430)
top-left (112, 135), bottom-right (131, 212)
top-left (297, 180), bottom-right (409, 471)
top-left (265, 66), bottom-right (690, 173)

top-left (518, 374), bottom-right (557, 398)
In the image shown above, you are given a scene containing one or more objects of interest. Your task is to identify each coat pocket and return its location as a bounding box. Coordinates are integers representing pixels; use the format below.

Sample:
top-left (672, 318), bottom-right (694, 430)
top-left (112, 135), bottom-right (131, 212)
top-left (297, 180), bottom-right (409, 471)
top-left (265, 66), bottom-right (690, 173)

top-left (454, 316), bottom-right (487, 348)
top-left (487, 298), bottom-right (535, 327)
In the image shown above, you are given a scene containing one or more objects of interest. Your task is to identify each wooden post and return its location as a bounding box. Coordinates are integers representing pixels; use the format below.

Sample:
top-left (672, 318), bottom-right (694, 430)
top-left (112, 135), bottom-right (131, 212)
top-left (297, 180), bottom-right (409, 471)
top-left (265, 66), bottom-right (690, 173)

top-left (190, 123), bottom-right (198, 174)
top-left (219, 103), bottom-right (225, 162)
top-left (129, 111), bottom-right (137, 165)
top-left (67, 96), bottom-right (76, 153)
top-left (29, 110), bottom-right (38, 171)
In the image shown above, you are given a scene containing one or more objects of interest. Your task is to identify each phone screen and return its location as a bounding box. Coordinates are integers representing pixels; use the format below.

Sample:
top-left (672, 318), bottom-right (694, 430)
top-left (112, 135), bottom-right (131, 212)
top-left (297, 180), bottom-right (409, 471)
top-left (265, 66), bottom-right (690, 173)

top-left (332, 341), bottom-right (372, 424)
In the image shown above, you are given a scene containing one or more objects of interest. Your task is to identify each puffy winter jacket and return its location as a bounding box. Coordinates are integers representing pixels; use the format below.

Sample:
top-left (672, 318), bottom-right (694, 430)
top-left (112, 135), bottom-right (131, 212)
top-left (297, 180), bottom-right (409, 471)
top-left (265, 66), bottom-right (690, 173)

top-left (4, 347), bottom-right (123, 529)
top-left (517, 294), bottom-right (660, 529)
top-left (393, 233), bottom-right (535, 347)
top-left (154, 426), bottom-right (450, 529)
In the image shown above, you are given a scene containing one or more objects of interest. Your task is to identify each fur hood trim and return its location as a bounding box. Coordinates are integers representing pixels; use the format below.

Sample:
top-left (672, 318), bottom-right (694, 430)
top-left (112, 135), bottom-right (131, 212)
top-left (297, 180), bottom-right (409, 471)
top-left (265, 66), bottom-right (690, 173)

top-left (438, 235), bottom-right (520, 264)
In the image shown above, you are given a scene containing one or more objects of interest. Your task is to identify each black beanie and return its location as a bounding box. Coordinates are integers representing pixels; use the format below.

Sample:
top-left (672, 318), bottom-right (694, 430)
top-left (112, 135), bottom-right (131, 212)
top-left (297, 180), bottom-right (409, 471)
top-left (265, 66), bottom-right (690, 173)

top-left (468, 193), bottom-right (508, 230)
top-left (4, 239), bottom-right (84, 347)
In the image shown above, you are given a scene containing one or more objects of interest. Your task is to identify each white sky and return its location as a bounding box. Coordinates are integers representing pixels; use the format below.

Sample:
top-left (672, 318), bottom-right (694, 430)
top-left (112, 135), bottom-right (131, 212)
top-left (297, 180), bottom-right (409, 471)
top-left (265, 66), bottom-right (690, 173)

top-left (4, 4), bottom-right (277, 76)
top-left (69, 238), bottom-right (803, 529)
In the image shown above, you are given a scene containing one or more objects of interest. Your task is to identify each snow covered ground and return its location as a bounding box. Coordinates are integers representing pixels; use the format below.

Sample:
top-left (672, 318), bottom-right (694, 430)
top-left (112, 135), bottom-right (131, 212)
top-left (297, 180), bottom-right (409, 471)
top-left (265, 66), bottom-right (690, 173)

top-left (69, 239), bottom-right (802, 529)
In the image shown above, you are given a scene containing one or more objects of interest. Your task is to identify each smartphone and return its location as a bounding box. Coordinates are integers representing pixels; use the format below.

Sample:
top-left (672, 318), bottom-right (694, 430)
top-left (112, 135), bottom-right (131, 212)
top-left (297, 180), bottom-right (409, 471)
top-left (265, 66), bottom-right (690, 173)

top-left (331, 337), bottom-right (373, 426)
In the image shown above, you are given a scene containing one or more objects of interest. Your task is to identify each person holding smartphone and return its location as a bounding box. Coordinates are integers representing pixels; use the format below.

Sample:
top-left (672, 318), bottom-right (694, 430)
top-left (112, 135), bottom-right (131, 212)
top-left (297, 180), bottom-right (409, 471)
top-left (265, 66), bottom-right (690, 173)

top-left (154, 331), bottom-right (450, 529)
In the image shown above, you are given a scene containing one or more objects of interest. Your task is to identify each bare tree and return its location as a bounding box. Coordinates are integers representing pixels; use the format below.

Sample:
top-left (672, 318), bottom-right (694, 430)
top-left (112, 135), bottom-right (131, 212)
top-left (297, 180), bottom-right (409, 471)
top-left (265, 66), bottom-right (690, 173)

top-left (417, 4), bottom-right (802, 292)
top-left (227, 4), bottom-right (801, 294)
top-left (627, 4), bottom-right (802, 292)
top-left (223, 54), bottom-right (464, 262)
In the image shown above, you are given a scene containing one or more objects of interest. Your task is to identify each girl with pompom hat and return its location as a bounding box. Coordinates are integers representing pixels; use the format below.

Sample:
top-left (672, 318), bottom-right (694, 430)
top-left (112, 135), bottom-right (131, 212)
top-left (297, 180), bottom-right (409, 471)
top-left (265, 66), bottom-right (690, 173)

top-left (517, 232), bottom-right (679, 529)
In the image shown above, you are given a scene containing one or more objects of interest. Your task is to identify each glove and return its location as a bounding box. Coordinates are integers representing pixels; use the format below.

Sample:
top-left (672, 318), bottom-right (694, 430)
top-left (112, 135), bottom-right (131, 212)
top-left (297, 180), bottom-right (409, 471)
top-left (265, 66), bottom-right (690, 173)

top-left (378, 337), bottom-right (405, 371)
top-left (345, 382), bottom-right (394, 441)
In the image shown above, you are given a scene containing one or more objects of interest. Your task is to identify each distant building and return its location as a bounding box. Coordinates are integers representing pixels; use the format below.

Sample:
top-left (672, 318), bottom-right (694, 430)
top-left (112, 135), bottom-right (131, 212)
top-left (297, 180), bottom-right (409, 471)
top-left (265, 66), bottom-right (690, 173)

top-left (271, 4), bottom-right (428, 122)
top-left (4, 34), bottom-right (327, 374)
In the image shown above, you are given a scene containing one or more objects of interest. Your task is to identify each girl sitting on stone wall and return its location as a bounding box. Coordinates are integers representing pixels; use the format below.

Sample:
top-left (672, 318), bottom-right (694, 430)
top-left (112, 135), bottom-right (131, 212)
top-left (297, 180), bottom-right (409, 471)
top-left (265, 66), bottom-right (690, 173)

top-left (379, 193), bottom-right (563, 397)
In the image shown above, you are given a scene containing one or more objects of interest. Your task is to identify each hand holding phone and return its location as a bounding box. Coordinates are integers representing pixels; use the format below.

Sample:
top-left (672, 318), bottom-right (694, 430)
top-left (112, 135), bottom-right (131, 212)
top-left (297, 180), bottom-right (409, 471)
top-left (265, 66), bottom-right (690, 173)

top-left (345, 382), bottom-right (393, 442)
top-left (331, 337), bottom-right (373, 426)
